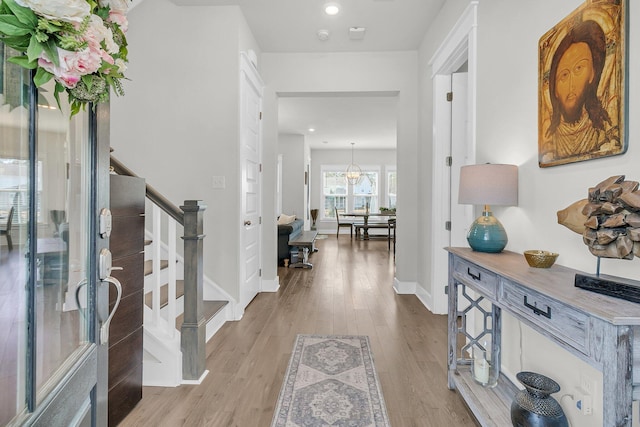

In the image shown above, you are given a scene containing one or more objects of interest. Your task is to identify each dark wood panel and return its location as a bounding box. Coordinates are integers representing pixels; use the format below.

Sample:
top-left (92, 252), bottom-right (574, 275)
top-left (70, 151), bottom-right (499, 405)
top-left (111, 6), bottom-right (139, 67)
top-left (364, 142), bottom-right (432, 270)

top-left (108, 362), bottom-right (143, 427)
top-left (109, 173), bottom-right (145, 426)
top-left (109, 327), bottom-right (143, 387)
top-left (109, 175), bottom-right (145, 216)
top-left (109, 290), bottom-right (143, 347)
top-left (110, 252), bottom-right (144, 302)
top-left (110, 215), bottom-right (144, 259)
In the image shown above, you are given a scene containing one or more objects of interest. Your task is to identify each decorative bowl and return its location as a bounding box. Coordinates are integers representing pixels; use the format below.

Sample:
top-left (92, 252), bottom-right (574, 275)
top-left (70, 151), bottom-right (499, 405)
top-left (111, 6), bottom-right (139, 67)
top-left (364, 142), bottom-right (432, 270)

top-left (524, 250), bottom-right (559, 268)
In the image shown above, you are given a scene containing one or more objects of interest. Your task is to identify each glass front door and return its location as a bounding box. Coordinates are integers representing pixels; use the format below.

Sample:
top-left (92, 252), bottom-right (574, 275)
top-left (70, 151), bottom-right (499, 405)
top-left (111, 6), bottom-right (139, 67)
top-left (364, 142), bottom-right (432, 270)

top-left (1, 43), bottom-right (109, 427)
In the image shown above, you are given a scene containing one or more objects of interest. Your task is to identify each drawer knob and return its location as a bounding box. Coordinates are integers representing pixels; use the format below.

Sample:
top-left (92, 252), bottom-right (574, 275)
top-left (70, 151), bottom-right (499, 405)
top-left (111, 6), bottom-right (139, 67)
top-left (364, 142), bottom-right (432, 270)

top-left (524, 296), bottom-right (551, 319)
top-left (467, 267), bottom-right (481, 281)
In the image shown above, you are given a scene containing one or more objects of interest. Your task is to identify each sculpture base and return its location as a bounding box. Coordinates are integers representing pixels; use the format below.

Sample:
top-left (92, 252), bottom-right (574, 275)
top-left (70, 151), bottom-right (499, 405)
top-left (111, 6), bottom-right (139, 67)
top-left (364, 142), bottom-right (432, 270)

top-left (574, 273), bottom-right (640, 304)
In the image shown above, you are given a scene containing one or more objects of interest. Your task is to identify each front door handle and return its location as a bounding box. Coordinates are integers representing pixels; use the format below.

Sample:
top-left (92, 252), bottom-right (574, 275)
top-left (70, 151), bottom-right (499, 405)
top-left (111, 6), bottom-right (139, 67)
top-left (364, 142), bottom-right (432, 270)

top-left (244, 220), bottom-right (252, 226)
top-left (97, 247), bottom-right (123, 345)
top-left (100, 276), bottom-right (122, 345)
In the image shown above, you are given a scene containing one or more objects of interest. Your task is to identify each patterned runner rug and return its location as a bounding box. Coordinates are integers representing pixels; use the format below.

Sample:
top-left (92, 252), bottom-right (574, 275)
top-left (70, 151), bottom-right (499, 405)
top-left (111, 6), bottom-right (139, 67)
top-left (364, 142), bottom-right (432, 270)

top-left (271, 335), bottom-right (391, 427)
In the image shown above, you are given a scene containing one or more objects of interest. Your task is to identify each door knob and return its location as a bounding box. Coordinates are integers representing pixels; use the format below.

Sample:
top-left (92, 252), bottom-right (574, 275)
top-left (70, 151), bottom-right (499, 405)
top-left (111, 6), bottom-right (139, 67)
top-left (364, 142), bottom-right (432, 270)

top-left (244, 220), bottom-right (252, 226)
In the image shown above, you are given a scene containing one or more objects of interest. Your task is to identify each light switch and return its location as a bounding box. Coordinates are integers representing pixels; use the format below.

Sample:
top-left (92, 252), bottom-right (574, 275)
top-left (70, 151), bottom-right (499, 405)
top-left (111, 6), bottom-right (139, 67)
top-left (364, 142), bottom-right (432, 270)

top-left (212, 176), bottom-right (225, 189)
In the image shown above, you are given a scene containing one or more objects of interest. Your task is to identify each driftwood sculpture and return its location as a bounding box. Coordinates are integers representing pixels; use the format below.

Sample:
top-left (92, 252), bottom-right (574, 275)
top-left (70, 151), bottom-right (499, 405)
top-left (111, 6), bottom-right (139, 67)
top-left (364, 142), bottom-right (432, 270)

top-left (557, 175), bottom-right (640, 259)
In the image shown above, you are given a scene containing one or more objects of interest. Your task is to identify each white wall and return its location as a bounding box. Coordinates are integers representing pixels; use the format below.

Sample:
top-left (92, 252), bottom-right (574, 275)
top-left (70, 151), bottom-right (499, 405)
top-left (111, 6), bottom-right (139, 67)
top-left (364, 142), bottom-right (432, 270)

top-left (278, 134), bottom-right (306, 218)
top-left (261, 52), bottom-right (418, 286)
top-left (419, 1), bottom-right (640, 425)
top-left (110, 0), bottom-right (262, 302)
top-left (310, 149), bottom-right (397, 234)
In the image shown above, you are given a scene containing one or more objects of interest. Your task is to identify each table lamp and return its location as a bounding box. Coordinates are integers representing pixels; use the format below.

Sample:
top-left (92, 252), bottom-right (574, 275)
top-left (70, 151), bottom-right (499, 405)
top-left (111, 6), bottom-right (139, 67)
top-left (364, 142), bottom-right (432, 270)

top-left (458, 164), bottom-right (518, 253)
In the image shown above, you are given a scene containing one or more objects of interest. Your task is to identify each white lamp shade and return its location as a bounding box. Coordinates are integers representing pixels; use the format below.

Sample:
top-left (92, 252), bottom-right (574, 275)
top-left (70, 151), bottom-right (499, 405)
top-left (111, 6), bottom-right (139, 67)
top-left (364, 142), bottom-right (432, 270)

top-left (458, 164), bottom-right (518, 206)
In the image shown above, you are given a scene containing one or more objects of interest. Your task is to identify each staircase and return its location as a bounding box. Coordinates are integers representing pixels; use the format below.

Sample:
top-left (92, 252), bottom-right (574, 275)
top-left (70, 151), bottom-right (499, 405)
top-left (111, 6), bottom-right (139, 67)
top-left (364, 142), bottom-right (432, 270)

top-left (111, 155), bottom-right (235, 387)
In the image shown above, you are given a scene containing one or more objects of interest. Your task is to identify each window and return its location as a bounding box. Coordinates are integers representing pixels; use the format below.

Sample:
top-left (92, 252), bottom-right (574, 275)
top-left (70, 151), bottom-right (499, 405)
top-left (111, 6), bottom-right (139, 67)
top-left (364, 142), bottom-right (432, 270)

top-left (321, 166), bottom-right (380, 219)
top-left (322, 171), bottom-right (347, 218)
top-left (0, 158), bottom-right (42, 225)
top-left (352, 172), bottom-right (378, 214)
top-left (387, 168), bottom-right (397, 209)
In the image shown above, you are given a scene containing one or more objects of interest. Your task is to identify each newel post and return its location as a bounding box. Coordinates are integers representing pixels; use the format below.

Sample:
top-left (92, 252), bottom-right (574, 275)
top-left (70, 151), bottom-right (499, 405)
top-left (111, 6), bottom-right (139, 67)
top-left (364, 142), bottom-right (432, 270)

top-left (180, 200), bottom-right (207, 381)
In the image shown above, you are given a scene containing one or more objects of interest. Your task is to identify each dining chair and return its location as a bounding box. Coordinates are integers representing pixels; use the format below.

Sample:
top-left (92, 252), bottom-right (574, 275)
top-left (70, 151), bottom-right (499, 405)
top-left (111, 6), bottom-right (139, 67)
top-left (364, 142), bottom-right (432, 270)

top-left (1, 206), bottom-right (15, 251)
top-left (335, 207), bottom-right (353, 238)
top-left (387, 217), bottom-right (396, 253)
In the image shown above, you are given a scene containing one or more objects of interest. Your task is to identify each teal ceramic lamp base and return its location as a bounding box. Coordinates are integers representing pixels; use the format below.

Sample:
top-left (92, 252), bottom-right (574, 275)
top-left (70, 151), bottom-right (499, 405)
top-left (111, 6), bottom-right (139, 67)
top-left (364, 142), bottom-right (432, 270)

top-left (467, 210), bottom-right (508, 253)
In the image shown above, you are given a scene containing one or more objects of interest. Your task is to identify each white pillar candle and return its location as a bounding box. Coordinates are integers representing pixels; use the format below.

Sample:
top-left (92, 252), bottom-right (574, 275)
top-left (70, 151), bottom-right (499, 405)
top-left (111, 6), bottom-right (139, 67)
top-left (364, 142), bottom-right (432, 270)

top-left (473, 357), bottom-right (490, 384)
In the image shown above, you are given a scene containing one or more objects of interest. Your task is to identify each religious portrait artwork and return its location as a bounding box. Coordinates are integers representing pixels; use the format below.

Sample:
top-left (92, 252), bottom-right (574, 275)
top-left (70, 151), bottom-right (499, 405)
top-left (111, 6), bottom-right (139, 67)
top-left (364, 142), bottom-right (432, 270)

top-left (538, 0), bottom-right (627, 168)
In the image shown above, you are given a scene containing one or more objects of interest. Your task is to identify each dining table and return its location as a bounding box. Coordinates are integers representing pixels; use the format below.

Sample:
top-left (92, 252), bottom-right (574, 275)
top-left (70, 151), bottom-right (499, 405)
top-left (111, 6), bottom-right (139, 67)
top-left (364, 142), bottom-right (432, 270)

top-left (343, 211), bottom-right (396, 240)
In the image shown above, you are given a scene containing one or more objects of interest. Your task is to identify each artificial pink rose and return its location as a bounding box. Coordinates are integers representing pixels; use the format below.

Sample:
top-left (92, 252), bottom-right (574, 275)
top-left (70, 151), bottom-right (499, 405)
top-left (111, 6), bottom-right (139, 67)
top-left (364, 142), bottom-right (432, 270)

top-left (38, 47), bottom-right (103, 88)
top-left (85, 15), bottom-right (119, 55)
top-left (108, 10), bottom-right (128, 32)
top-left (70, 48), bottom-right (103, 75)
top-left (15, 0), bottom-right (90, 24)
top-left (38, 52), bottom-right (81, 88)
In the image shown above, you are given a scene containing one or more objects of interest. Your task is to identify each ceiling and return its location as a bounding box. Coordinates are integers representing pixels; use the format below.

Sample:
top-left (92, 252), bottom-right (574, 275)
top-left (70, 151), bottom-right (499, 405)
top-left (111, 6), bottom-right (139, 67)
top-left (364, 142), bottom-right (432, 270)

top-left (167, 0), bottom-right (445, 149)
top-left (278, 94), bottom-right (398, 150)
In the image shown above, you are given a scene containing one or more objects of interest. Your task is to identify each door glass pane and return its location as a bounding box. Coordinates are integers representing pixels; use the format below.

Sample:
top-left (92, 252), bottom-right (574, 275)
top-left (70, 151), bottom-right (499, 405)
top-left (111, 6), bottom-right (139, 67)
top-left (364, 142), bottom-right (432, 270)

top-left (0, 43), bottom-right (30, 426)
top-left (35, 80), bottom-right (91, 401)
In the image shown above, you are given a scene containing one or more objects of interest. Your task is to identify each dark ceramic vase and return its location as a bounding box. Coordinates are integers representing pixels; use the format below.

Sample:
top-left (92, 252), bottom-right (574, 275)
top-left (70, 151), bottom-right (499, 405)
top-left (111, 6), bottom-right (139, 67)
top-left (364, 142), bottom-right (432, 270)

top-left (511, 372), bottom-right (568, 427)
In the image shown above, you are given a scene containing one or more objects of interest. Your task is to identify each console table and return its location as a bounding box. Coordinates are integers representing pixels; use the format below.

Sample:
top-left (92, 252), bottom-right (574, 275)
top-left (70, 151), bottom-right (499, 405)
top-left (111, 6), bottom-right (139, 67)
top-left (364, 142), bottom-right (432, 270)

top-left (446, 247), bottom-right (640, 426)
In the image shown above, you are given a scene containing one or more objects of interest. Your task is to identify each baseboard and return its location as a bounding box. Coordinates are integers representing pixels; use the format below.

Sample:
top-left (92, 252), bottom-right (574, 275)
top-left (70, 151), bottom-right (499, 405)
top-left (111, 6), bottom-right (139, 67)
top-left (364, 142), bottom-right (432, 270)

top-left (181, 370), bottom-right (209, 385)
top-left (261, 276), bottom-right (280, 292)
top-left (415, 284), bottom-right (434, 313)
top-left (393, 277), bottom-right (417, 294)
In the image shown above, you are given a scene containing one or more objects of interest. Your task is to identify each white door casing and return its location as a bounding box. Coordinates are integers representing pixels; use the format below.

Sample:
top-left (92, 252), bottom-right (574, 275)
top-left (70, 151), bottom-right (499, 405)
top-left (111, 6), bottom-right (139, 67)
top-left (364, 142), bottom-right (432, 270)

top-left (429, 1), bottom-right (478, 314)
top-left (239, 52), bottom-right (263, 310)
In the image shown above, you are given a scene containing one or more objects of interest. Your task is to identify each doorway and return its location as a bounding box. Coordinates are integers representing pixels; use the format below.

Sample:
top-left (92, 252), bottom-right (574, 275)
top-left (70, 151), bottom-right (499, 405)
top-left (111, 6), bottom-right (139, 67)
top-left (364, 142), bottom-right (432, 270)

top-left (276, 92), bottom-right (398, 235)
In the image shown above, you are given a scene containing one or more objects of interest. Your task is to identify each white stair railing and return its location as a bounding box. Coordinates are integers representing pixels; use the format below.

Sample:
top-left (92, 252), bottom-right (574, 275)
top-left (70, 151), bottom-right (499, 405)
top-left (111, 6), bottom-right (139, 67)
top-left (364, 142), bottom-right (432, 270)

top-left (147, 203), bottom-right (181, 339)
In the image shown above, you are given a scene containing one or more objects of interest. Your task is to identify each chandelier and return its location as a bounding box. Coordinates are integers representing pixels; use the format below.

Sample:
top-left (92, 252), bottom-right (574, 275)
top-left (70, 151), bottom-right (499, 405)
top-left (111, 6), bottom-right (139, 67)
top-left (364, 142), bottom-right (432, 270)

top-left (345, 142), bottom-right (363, 185)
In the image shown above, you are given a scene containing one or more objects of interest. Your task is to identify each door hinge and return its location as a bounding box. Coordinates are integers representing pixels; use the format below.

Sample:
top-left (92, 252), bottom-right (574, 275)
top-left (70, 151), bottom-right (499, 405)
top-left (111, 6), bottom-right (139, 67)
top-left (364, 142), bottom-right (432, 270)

top-left (259, 111), bottom-right (263, 120)
top-left (259, 216), bottom-right (262, 225)
top-left (445, 156), bottom-right (452, 166)
top-left (445, 221), bottom-right (451, 231)
top-left (444, 284), bottom-right (449, 294)
top-left (259, 163), bottom-right (262, 172)
top-left (259, 268), bottom-right (262, 277)
top-left (446, 92), bottom-right (453, 102)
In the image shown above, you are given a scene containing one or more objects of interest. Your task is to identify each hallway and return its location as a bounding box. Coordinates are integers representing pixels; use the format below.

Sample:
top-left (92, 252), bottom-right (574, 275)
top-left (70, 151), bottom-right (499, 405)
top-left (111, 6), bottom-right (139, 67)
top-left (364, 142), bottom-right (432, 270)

top-left (119, 236), bottom-right (477, 426)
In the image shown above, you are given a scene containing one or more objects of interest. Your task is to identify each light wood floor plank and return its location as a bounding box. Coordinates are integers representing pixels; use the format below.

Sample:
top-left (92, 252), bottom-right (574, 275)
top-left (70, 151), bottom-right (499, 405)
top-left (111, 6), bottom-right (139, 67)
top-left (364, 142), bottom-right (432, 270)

top-left (119, 236), bottom-right (477, 426)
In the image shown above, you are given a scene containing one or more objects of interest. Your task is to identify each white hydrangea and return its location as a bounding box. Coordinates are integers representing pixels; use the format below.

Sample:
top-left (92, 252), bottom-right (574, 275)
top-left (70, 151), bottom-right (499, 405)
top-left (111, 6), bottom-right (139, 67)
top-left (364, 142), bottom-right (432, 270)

top-left (15, 0), bottom-right (90, 23)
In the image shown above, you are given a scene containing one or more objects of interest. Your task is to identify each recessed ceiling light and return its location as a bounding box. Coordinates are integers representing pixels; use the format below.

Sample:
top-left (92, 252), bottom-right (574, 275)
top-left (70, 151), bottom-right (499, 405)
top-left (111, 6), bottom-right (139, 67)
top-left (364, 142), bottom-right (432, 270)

top-left (317, 29), bottom-right (330, 41)
top-left (324, 2), bottom-right (340, 15)
top-left (308, 128), bottom-right (316, 132)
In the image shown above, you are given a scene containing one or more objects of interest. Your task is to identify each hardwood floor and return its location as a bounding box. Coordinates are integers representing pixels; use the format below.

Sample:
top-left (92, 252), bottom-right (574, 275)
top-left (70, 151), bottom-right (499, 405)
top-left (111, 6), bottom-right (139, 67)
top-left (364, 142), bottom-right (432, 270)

top-left (119, 235), bottom-right (478, 427)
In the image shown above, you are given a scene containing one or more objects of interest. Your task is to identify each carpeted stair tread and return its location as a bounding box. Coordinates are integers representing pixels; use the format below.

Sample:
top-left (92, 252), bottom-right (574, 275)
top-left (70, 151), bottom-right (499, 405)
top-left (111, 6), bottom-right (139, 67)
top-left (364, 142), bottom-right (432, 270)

top-left (144, 259), bottom-right (169, 276)
top-left (175, 300), bottom-right (228, 330)
top-left (144, 280), bottom-right (185, 309)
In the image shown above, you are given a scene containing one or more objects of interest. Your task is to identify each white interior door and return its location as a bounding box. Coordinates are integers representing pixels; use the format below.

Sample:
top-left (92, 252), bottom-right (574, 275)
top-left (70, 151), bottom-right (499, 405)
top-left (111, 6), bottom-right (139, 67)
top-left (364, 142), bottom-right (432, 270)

top-left (239, 53), bottom-right (263, 309)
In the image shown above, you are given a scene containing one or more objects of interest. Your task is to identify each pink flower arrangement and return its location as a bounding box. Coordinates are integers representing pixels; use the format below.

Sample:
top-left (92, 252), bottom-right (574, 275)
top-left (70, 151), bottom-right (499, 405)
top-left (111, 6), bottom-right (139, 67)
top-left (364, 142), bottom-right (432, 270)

top-left (0, 0), bottom-right (130, 115)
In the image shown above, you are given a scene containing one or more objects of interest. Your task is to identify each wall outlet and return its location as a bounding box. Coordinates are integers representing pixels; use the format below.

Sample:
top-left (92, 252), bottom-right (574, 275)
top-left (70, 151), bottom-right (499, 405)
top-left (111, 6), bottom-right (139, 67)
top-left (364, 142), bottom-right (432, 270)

top-left (580, 373), bottom-right (597, 396)
top-left (576, 393), bottom-right (593, 416)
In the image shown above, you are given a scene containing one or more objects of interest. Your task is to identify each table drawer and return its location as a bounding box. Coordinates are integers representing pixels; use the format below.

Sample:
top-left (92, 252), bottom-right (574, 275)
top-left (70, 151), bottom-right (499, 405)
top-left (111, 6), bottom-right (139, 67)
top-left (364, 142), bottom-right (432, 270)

top-left (499, 279), bottom-right (589, 355)
top-left (452, 257), bottom-right (498, 299)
